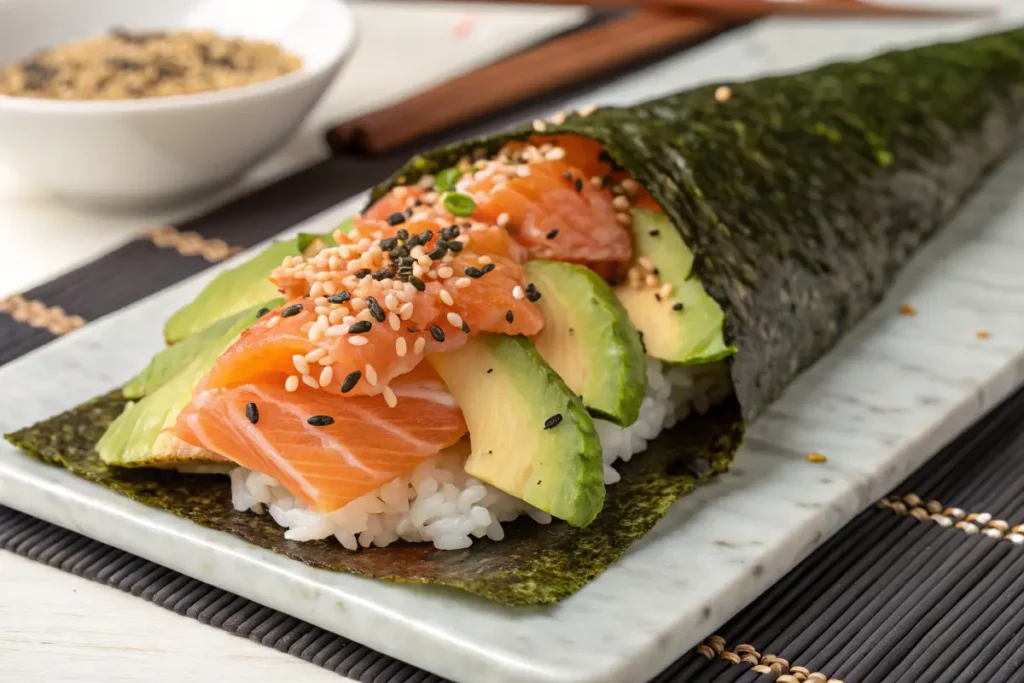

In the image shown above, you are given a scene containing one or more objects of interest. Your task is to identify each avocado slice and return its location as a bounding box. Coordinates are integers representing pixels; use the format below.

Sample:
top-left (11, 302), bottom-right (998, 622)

top-left (124, 301), bottom-right (279, 399)
top-left (99, 300), bottom-right (277, 468)
top-left (615, 209), bottom-right (736, 364)
top-left (161, 220), bottom-right (352, 345)
top-left (524, 260), bottom-right (646, 427)
top-left (428, 334), bottom-right (605, 527)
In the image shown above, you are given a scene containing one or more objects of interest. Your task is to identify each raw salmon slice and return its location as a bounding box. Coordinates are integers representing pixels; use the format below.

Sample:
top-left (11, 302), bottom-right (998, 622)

top-left (172, 364), bottom-right (467, 513)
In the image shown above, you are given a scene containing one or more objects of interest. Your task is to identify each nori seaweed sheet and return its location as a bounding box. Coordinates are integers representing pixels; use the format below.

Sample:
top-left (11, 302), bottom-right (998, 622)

top-left (8, 28), bottom-right (1024, 605)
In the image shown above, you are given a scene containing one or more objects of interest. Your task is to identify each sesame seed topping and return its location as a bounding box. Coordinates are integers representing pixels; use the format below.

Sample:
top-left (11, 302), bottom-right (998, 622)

top-left (396, 337), bottom-right (408, 357)
top-left (574, 178), bottom-right (583, 192)
top-left (513, 285), bottom-right (525, 300)
top-left (516, 166), bottom-right (531, 178)
top-left (389, 313), bottom-right (401, 331)
top-left (293, 354), bottom-right (310, 375)
top-left (496, 212), bottom-right (510, 228)
top-left (306, 348), bottom-right (328, 363)
top-left (481, 263), bottom-right (495, 275)
top-left (256, 307), bottom-right (270, 319)
top-left (448, 240), bottom-right (464, 252)
top-left (348, 320), bottom-right (372, 334)
top-left (505, 310), bottom-right (514, 323)
top-left (578, 104), bottom-right (597, 117)
top-left (341, 371), bottom-right (361, 393)
top-left (545, 147), bottom-right (566, 161)
top-left (638, 256), bottom-right (655, 272)
top-left (447, 312), bottom-right (464, 328)
top-left (430, 325), bottom-right (446, 342)
top-left (616, 212), bottom-right (632, 226)
top-left (383, 386), bottom-right (398, 408)
top-left (465, 266), bottom-right (484, 278)
top-left (266, 316), bottom-right (280, 329)
top-left (414, 337), bottom-right (426, 354)
top-left (546, 229), bottom-right (559, 240)
top-left (320, 366), bottom-right (334, 386)
top-left (302, 374), bottom-right (320, 389)
top-left (659, 283), bottom-right (674, 298)
top-left (673, 302), bottom-right (684, 311)
top-left (285, 376), bottom-right (300, 392)
top-left (438, 266), bottom-right (454, 279)
top-left (648, 229), bottom-right (660, 237)
top-left (644, 273), bottom-right (659, 288)
top-left (525, 283), bottom-right (542, 302)
top-left (326, 324), bottom-right (348, 337)
top-left (399, 302), bottom-right (414, 320)
top-left (544, 414), bottom-right (563, 429)
top-left (307, 415), bottom-right (335, 426)
top-left (714, 85), bottom-right (732, 102)
top-left (354, 268), bottom-right (371, 279)
top-left (455, 277), bottom-right (472, 289)
top-left (387, 212), bottom-right (406, 226)
top-left (439, 289), bottom-right (455, 306)
top-left (612, 195), bottom-right (630, 211)
top-left (245, 403), bottom-right (259, 424)
top-left (410, 276), bottom-right (426, 292)
top-left (365, 364), bottom-right (378, 386)
top-left (549, 110), bottom-right (566, 125)
top-left (348, 336), bottom-right (369, 346)
top-left (532, 119), bottom-right (547, 132)
top-left (366, 297), bottom-right (386, 322)
top-left (281, 303), bottom-right (303, 318)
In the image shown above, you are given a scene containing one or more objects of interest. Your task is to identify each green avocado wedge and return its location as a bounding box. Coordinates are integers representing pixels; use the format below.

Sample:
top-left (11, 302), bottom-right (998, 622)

top-left (100, 300), bottom-right (279, 468)
top-left (428, 334), bottom-right (605, 527)
top-left (525, 260), bottom-right (647, 426)
top-left (615, 210), bottom-right (736, 366)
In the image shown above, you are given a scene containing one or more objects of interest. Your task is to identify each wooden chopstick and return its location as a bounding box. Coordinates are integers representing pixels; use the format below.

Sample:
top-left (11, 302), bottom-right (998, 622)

top-left (437, 0), bottom-right (995, 19)
top-left (326, 11), bottom-right (725, 156)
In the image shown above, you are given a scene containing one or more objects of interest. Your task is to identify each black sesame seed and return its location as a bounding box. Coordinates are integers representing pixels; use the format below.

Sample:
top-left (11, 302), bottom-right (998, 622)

top-left (505, 310), bottom-right (514, 323)
top-left (410, 276), bottom-right (426, 292)
top-left (396, 228), bottom-right (409, 240)
top-left (348, 320), bottom-right (372, 334)
top-left (525, 283), bottom-right (542, 302)
top-left (407, 326), bottom-right (419, 333)
top-left (441, 225), bottom-right (461, 240)
top-left (436, 239), bottom-right (451, 250)
top-left (673, 302), bottom-right (684, 311)
top-left (546, 229), bottom-right (559, 240)
top-left (418, 230), bottom-right (434, 244)
top-left (465, 266), bottom-right (484, 278)
top-left (327, 291), bottom-right (351, 304)
top-left (307, 415), bottom-right (335, 427)
top-left (379, 237), bottom-right (398, 251)
top-left (448, 240), bottom-right (464, 252)
top-left (245, 402), bottom-right (259, 424)
top-left (281, 304), bottom-right (303, 318)
top-left (487, 368), bottom-right (494, 374)
top-left (404, 207), bottom-right (414, 217)
top-left (413, 199), bottom-right (424, 207)
top-left (430, 325), bottom-right (446, 342)
top-left (340, 371), bottom-right (361, 393)
top-left (387, 212), bottom-right (406, 226)
top-left (652, 268), bottom-right (660, 276)
top-left (354, 268), bottom-right (371, 279)
top-left (372, 269), bottom-right (395, 281)
top-left (574, 178), bottom-right (583, 192)
top-left (638, 331), bottom-right (646, 353)
top-left (543, 414), bottom-right (563, 429)
top-left (598, 150), bottom-right (612, 163)
top-left (256, 307), bottom-right (270, 318)
top-left (481, 263), bottom-right (496, 275)
top-left (461, 222), bottom-right (472, 228)
top-left (649, 229), bottom-right (660, 237)
top-left (562, 171), bottom-right (573, 181)
top-left (655, 293), bottom-right (662, 302)
top-left (366, 297), bottom-right (386, 322)
top-left (428, 246), bottom-right (447, 260)
top-left (461, 322), bottom-right (471, 333)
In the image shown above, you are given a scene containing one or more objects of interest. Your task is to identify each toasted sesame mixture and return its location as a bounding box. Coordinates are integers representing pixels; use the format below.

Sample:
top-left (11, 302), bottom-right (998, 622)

top-left (0, 29), bottom-right (301, 100)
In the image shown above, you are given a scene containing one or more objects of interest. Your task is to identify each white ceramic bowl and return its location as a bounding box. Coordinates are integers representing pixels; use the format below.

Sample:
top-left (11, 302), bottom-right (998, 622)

top-left (0, 0), bottom-right (355, 208)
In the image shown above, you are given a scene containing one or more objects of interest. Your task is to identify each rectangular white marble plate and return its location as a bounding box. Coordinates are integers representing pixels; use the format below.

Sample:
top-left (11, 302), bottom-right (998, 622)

top-left (4, 12), bottom-right (1024, 683)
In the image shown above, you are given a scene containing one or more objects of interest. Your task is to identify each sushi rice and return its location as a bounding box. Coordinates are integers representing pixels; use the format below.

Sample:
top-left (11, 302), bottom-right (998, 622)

top-left (229, 358), bottom-right (732, 551)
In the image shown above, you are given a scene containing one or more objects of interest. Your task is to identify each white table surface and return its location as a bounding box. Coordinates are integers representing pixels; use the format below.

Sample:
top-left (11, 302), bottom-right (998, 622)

top-left (0, 1), bottom-right (1015, 681)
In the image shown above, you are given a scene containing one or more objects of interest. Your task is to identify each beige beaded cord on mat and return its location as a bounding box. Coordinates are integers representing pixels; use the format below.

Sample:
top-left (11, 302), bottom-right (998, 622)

top-left (0, 28), bottom-right (301, 100)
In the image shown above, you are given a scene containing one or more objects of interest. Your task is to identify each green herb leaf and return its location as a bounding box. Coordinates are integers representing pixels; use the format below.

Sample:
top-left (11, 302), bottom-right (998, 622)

top-left (443, 192), bottom-right (476, 217)
top-left (434, 167), bottom-right (462, 192)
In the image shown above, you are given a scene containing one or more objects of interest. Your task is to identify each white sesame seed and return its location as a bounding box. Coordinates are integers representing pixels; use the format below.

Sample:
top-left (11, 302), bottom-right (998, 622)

top-left (397, 289), bottom-right (416, 303)
top-left (413, 263), bottom-right (426, 278)
top-left (447, 312), bottom-right (464, 328)
top-left (428, 270), bottom-right (438, 280)
top-left (396, 337), bottom-right (408, 357)
top-left (414, 337), bottom-right (426, 354)
top-left (532, 119), bottom-right (547, 132)
top-left (306, 348), bottom-right (328, 363)
top-left (389, 313), bottom-right (401, 331)
top-left (496, 212), bottom-right (510, 227)
top-left (438, 266), bottom-right (454, 279)
top-left (314, 296), bottom-right (329, 306)
top-left (351, 297), bottom-right (366, 311)
top-left (516, 165), bottom-right (531, 178)
top-left (314, 306), bottom-right (330, 317)
top-left (513, 285), bottom-right (525, 300)
top-left (365, 364), bottom-right (378, 386)
top-left (439, 289), bottom-right (455, 306)
top-left (715, 85), bottom-right (732, 102)
top-left (347, 259), bottom-right (362, 272)
top-left (545, 147), bottom-right (566, 161)
top-left (612, 196), bottom-right (631, 211)
top-left (266, 316), bottom-right (280, 329)
top-left (317, 314), bottom-right (329, 328)
top-left (578, 104), bottom-right (597, 117)
top-left (326, 324), bottom-right (348, 337)
top-left (638, 256), bottom-right (655, 272)
top-left (539, 143), bottom-right (552, 154)
top-left (385, 294), bottom-right (400, 311)
top-left (621, 178), bottom-right (640, 195)
top-left (343, 316), bottom-right (357, 325)
top-left (293, 355), bottom-right (310, 375)
top-left (285, 376), bottom-right (300, 392)
top-left (320, 366), bottom-right (334, 386)
top-left (478, 255), bottom-right (492, 265)
top-left (456, 277), bottom-right (472, 289)
top-left (549, 111), bottom-right (566, 125)
top-left (659, 283), bottom-right (674, 298)
top-left (399, 302), bottom-right (414, 320)
top-left (329, 309), bottom-right (346, 325)
top-left (300, 322), bottom-right (314, 335)
top-left (310, 282), bottom-right (324, 298)
top-left (302, 374), bottom-right (320, 389)
top-left (645, 273), bottom-right (660, 288)
top-left (382, 386), bottom-right (398, 408)
top-left (348, 336), bottom-right (369, 347)
top-left (417, 174), bottom-right (436, 188)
